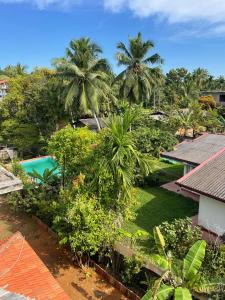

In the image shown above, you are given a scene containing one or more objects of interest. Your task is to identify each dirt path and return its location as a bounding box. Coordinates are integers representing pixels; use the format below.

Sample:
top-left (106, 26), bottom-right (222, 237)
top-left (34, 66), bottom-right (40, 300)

top-left (0, 198), bottom-right (128, 300)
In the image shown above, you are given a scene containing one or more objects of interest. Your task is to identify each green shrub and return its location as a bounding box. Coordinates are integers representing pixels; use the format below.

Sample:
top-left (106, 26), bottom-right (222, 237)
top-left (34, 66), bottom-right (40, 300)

top-left (132, 127), bottom-right (177, 158)
top-left (201, 244), bottom-right (225, 279)
top-left (122, 255), bottom-right (143, 285)
top-left (7, 190), bottom-right (39, 215)
top-left (159, 217), bottom-right (202, 258)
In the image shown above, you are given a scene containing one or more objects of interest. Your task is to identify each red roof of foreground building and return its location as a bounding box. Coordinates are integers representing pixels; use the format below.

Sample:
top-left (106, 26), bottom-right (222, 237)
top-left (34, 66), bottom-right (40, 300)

top-left (0, 232), bottom-right (70, 300)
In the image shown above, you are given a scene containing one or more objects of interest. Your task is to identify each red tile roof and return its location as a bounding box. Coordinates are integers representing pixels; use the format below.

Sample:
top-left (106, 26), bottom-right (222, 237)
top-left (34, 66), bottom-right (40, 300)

top-left (0, 79), bottom-right (7, 84)
top-left (0, 232), bottom-right (71, 300)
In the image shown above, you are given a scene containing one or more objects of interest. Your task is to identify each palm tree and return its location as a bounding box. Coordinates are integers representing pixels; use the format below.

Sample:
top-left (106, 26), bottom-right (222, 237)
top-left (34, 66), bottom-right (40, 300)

top-left (115, 32), bottom-right (164, 106)
top-left (3, 63), bottom-right (27, 77)
top-left (142, 227), bottom-right (225, 300)
top-left (92, 110), bottom-right (152, 213)
top-left (192, 68), bottom-right (209, 91)
top-left (54, 38), bottom-right (115, 130)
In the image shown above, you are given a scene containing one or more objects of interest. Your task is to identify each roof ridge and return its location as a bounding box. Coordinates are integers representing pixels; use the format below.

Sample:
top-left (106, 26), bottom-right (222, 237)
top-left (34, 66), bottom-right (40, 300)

top-left (177, 146), bottom-right (225, 185)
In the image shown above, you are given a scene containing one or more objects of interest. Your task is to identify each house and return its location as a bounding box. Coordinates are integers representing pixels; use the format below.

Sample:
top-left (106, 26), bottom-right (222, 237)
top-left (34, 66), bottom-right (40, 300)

top-left (150, 111), bottom-right (168, 121)
top-left (0, 166), bottom-right (23, 195)
top-left (0, 232), bottom-right (70, 300)
top-left (177, 148), bottom-right (225, 236)
top-left (162, 133), bottom-right (225, 175)
top-left (201, 91), bottom-right (225, 106)
top-left (162, 133), bottom-right (225, 237)
top-left (0, 79), bottom-right (8, 100)
top-left (75, 118), bottom-right (106, 131)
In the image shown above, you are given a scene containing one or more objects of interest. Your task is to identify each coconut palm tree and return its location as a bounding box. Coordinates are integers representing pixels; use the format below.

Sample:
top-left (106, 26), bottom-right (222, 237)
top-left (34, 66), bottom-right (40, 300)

top-left (54, 38), bottom-right (115, 130)
top-left (192, 68), bottom-right (209, 91)
top-left (3, 63), bottom-right (27, 77)
top-left (115, 32), bottom-right (164, 106)
top-left (142, 227), bottom-right (225, 300)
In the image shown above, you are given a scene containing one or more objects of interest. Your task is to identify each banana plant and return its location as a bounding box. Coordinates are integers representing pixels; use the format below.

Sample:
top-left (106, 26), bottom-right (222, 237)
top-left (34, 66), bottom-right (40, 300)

top-left (141, 227), bottom-right (225, 300)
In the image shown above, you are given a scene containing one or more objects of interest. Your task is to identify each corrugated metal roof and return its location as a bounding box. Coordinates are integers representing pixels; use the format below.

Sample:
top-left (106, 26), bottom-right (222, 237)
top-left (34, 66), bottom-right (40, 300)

top-left (162, 134), bottom-right (225, 165)
top-left (178, 149), bottom-right (225, 201)
top-left (79, 118), bottom-right (106, 130)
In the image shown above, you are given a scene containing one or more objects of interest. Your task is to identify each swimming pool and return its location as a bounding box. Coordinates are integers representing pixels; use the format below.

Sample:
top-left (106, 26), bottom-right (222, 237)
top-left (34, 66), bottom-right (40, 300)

top-left (21, 156), bottom-right (59, 176)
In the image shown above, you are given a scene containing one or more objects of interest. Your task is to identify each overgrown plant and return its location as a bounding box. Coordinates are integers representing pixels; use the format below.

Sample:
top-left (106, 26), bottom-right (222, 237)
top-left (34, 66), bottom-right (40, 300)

top-left (142, 227), bottom-right (225, 300)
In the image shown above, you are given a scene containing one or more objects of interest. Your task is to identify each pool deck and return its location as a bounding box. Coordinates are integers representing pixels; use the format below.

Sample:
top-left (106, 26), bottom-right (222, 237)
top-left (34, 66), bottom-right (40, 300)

top-left (20, 155), bottom-right (51, 163)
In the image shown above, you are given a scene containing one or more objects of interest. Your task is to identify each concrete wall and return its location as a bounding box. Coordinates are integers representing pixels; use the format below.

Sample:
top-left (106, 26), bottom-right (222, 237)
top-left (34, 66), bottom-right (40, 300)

top-left (198, 195), bottom-right (225, 236)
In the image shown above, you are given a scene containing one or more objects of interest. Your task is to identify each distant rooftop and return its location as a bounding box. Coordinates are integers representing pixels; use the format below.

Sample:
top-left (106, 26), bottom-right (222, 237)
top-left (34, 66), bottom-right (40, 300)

top-left (162, 134), bottom-right (225, 165)
top-left (0, 79), bottom-right (7, 84)
top-left (177, 148), bottom-right (225, 203)
top-left (78, 118), bottom-right (106, 131)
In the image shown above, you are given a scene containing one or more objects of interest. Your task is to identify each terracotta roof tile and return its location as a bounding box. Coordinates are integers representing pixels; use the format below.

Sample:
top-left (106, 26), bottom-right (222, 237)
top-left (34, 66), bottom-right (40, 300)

top-left (0, 232), bottom-right (70, 300)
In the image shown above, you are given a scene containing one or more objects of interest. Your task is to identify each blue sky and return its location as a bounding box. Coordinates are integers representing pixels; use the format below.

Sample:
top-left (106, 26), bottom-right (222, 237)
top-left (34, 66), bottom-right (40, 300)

top-left (1, 0), bottom-right (225, 75)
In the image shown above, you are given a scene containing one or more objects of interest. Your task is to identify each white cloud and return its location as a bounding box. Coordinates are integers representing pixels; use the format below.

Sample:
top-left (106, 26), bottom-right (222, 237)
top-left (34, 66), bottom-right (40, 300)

top-left (103, 0), bottom-right (225, 24)
top-left (0, 0), bottom-right (80, 9)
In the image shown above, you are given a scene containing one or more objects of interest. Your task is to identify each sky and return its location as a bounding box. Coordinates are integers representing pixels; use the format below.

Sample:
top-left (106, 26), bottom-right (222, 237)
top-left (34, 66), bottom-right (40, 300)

top-left (1, 0), bottom-right (225, 76)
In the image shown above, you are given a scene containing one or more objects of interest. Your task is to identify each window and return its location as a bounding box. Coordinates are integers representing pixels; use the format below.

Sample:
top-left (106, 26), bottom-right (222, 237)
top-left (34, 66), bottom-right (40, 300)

top-left (219, 94), bottom-right (225, 102)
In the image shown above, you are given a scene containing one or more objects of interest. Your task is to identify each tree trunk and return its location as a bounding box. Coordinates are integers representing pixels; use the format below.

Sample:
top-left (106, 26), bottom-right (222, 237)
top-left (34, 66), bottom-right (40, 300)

top-left (93, 112), bottom-right (101, 131)
top-left (153, 89), bottom-right (156, 110)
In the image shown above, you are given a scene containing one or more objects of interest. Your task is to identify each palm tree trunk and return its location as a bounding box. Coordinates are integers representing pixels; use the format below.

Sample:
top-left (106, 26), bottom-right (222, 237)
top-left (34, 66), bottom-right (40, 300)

top-left (153, 89), bottom-right (156, 110)
top-left (93, 112), bottom-right (101, 131)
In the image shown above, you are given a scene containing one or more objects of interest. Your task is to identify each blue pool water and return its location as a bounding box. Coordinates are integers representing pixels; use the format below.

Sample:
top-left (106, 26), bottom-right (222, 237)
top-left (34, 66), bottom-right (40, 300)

top-left (21, 156), bottom-right (59, 176)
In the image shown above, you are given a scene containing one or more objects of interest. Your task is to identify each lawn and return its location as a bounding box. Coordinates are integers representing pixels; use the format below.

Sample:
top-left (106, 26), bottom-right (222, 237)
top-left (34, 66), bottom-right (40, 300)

top-left (122, 160), bottom-right (198, 254)
top-left (124, 187), bottom-right (199, 235)
top-left (122, 187), bottom-right (199, 255)
top-left (150, 159), bottom-right (184, 185)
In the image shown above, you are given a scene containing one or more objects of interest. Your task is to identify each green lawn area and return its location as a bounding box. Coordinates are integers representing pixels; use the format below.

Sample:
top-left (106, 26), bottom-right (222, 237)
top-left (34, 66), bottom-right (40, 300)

top-left (124, 187), bottom-right (198, 234)
top-left (123, 187), bottom-right (199, 255)
top-left (122, 160), bottom-right (198, 254)
top-left (150, 159), bottom-right (184, 185)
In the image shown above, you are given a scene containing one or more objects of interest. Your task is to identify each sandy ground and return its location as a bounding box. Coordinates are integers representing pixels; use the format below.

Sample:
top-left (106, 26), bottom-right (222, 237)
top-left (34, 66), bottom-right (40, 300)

top-left (0, 198), bottom-right (128, 300)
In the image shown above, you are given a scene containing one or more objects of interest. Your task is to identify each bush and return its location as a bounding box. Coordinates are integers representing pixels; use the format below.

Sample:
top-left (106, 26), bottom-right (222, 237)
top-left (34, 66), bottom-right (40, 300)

top-left (48, 125), bottom-right (97, 183)
top-left (132, 127), bottom-right (177, 158)
top-left (7, 190), bottom-right (39, 215)
top-left (159, 217), bottom-right (202, 258)
top-left (201, 244), bottom-right (225, 279)
top-left (122, 255), bottom-right (142, 285)
top-left (199, 95), bottom-right (216, 109)
top-left (52, 191), bottom-right (119, 259)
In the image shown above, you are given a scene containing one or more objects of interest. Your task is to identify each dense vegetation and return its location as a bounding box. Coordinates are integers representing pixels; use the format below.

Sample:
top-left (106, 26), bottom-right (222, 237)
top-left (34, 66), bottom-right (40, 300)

top-left (1, 33), bottom-right (225, 299)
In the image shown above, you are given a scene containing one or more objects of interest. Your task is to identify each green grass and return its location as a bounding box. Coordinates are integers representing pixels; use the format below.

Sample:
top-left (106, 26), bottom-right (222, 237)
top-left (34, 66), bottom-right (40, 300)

top-left (121, 160), bottom-right (198, 254)
top-left (124, 187), bottom-right (198, 234)
top-left (123, 187), bottom-right (199, 254)
top-left (150, 160), bottom-right (184, 185)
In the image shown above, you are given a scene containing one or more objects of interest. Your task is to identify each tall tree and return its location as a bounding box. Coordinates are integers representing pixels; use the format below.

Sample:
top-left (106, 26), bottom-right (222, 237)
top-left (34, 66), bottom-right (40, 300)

top-left (3, 63), bottom-right (27, 77)
top-left (115, 32), bottom-right (163, 106)
top-left (54, 38), bottom-right (115, 130)
top-left (192, 68), bottom-right (209, 91)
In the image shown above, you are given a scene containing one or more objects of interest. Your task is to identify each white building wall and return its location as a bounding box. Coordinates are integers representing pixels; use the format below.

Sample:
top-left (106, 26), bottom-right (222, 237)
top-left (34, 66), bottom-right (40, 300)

top-left (183, 163), bottom-right (195, 175)
top-left (198, 195), bottom-right (225, 236)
